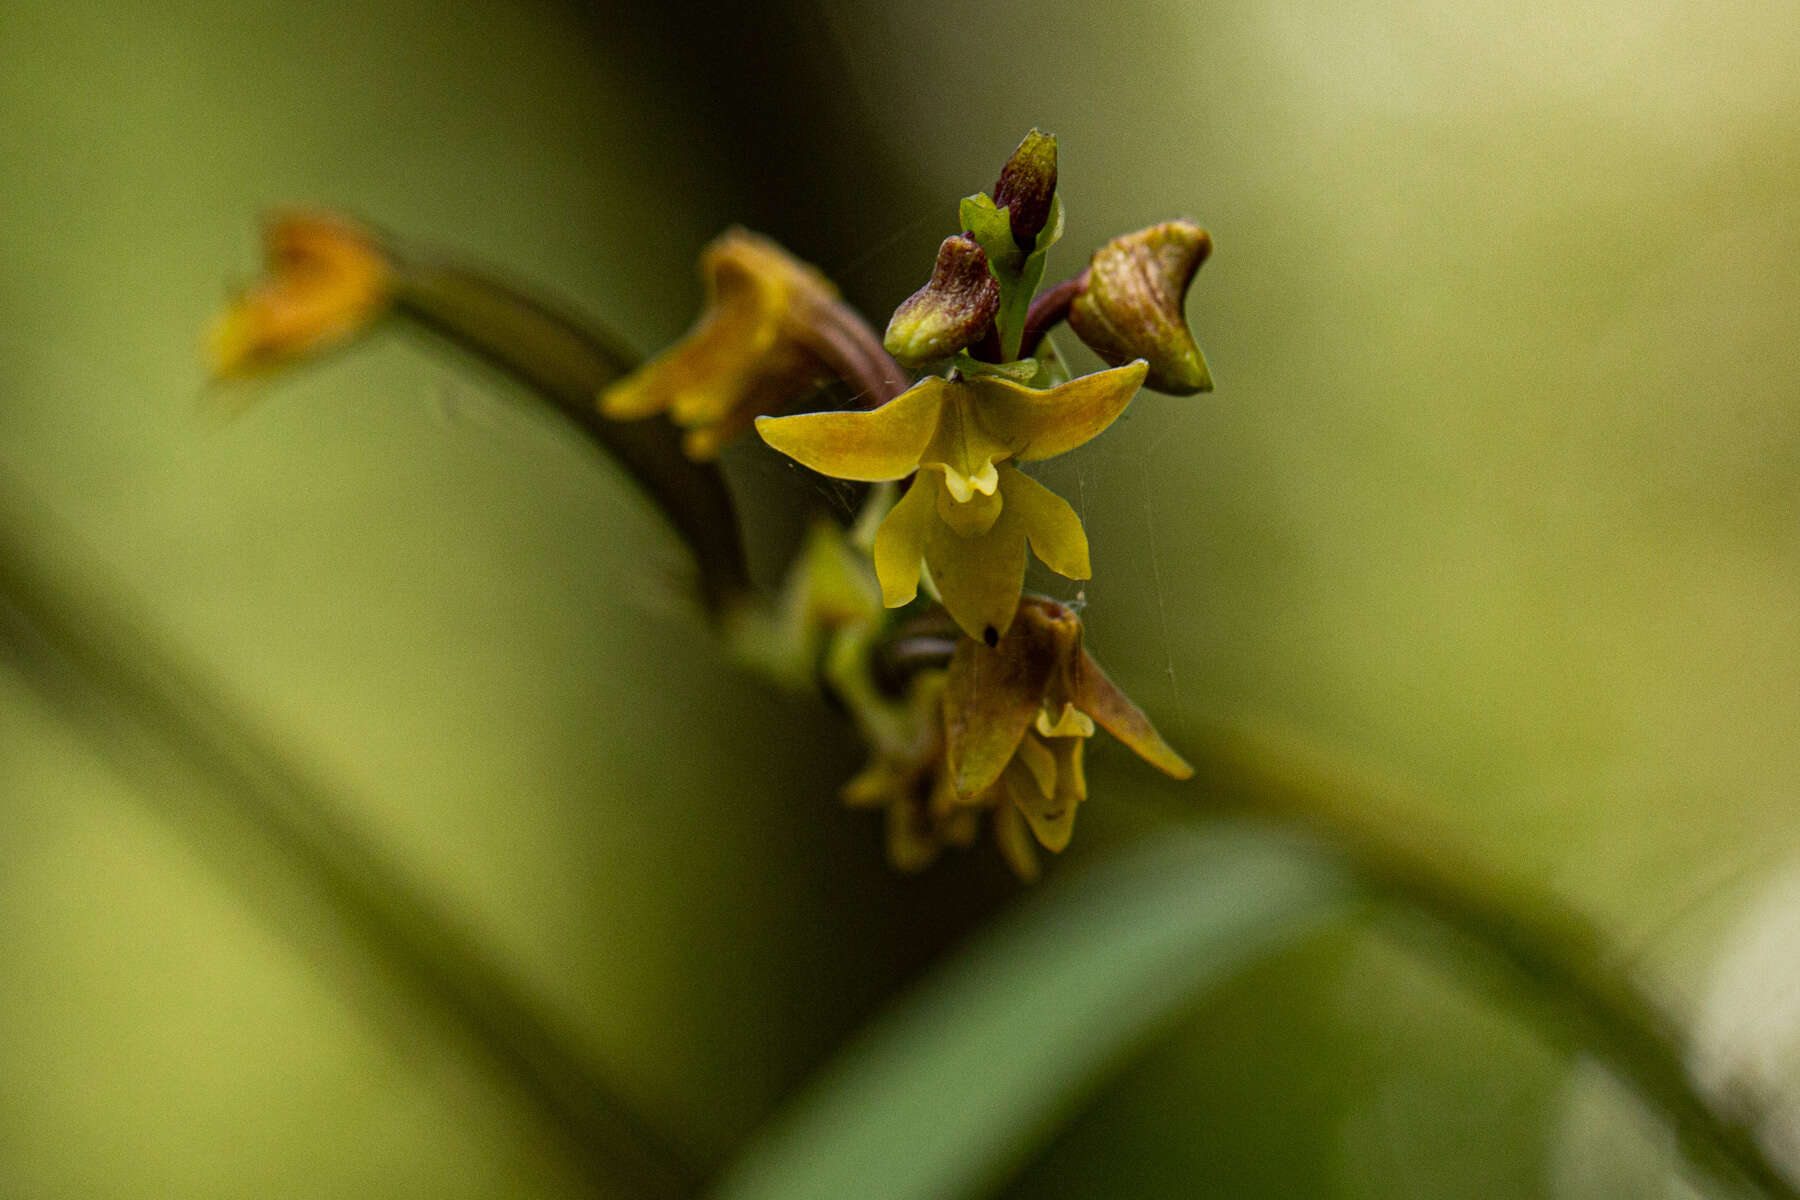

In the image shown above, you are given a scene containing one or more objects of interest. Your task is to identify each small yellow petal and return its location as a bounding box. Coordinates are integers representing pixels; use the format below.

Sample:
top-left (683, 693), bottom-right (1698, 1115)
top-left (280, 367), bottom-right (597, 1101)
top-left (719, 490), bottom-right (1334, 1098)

top-left (1013, 730), bottom-right (1058, 798)
top-left (1005, 752), bottom-right (1079, 853)
top-left (992, 802), bottom-right (1042, 882)
top-left (842, 759), bottom-right (907, 809)
top-left (756, 377), bottom-right (946, 481)
top-left (1035, 702), bottom-right (1095, 739)
top-left (886, 798), bottom-right (943, 873)
top-left (969, 361), bottom-right (1148, 463)
top-left (598, 229), bottom-right (843, 457)
top-left (871, 478), bottom-right (935, 608)
top-left (923, 502), bottom-right (1029, 643)
top-left (997, 465), bottom-right (1090, 581)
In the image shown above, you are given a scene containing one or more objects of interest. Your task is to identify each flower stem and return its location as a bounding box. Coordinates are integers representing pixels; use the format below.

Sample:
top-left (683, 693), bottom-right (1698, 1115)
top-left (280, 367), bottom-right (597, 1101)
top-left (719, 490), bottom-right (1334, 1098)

top-left (1167, 718), bottom-right (1797, 1200)
top-left (1017, 271), bottom-right (1087, 360)
top-left (388, 255), bottom-right (755, 616)
top-left (0, 468), bottom-right (699, 1197)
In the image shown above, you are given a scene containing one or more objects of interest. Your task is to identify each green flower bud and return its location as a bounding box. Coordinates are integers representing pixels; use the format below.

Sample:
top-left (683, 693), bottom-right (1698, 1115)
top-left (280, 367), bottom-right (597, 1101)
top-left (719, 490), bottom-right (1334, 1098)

top-left (883, 233), bottom-right (1000, 367)
top-left (992, 129), bottom-right (1058, 253)
top-left (1068, 220), bottom-right (1213, 395)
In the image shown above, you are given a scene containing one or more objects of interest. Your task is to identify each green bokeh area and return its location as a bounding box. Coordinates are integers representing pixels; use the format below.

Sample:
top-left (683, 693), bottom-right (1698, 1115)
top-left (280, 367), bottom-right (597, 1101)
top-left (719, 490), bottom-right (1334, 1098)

top-left (6, 0), bottom-right (1800, 1196)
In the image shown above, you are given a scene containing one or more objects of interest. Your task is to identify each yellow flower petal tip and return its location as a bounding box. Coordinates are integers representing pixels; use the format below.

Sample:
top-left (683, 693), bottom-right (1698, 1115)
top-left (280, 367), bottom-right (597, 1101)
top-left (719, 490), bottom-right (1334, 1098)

top-left (207, 211), bottom-right (394, 379)
top-left (598, 229), bottom-right (848, 459)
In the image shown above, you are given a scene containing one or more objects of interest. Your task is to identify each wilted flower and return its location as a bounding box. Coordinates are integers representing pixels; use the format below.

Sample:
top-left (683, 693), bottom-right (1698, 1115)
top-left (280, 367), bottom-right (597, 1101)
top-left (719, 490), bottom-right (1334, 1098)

top-left (207, 211), bottom-right (394, 378)
top-left (601, 229), bottom-right (900, 460)
top-left (943, 596), bottom-right (1192, 855)
top-left (755, 361), bottom-right (1147, 642)
top-left (837, 662), bottom-right (1055, 882)
top-left (839, 671), bottom-right (979, 873)
top-left (1068, 220), bottom-right (1213, 395)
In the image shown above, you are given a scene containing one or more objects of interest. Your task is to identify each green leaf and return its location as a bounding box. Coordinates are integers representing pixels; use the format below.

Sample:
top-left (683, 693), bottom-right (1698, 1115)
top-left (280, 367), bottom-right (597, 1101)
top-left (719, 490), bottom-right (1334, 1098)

top-left (707, 823), bottom-right (1355, 1200)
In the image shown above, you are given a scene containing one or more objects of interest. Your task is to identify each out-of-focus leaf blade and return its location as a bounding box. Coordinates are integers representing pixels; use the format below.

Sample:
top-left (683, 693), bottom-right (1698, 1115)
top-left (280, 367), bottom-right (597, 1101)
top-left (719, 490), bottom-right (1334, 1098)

top-left (708, 823), bottom-right (1356, 1200)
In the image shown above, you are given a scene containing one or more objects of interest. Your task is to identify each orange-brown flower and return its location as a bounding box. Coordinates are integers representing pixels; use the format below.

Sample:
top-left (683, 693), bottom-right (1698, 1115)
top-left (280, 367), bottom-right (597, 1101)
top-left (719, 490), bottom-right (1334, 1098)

top-left (208, 212), bottom-right (394, 378)
top-left (600, 229), bottom-right (898, 460)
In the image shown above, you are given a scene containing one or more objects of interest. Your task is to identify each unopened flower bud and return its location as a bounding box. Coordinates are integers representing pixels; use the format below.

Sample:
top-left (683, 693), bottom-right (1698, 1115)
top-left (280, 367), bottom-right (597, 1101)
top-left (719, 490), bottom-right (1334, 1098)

top-left (883, 234), bottom-right (1000, 367)
top-left (1068, 220), bottom-right (1213, 395)
top-left (993, 129), bottom-right (1059, 253)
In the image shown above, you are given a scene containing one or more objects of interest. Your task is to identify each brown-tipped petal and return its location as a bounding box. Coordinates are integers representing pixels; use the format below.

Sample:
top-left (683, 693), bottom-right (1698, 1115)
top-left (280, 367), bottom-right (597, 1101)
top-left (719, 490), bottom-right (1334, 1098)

top-left (943, 614), bottom-right (1057, 797)
top-left (993, 129), bottom-right (1059, 251)
top-left (1072, 648), bottom-right (1195, 779)
top-left (755, 377), bottom-right (946, 481)
top-left (1069, 220), bottom-right (1213, 395)
top-left (1005, 741), bottom-right (1082, 853)
top-left (970, 361), bottom-right (1148, 463)
top-left (884, 234), bottom-right (1000, 367)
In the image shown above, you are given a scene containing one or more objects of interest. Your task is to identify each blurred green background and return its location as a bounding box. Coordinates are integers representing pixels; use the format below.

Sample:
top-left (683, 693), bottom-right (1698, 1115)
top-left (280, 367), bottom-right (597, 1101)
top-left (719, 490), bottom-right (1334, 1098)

top-left (4, 0), bottom-right (1800, 1195)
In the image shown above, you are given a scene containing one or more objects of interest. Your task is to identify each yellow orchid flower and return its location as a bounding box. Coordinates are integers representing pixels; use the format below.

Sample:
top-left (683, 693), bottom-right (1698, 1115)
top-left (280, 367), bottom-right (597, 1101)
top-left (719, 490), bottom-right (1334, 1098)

top-left (942, 596), bottom-right (1192, 854)
top-left (600, 229), bottom-right (899, 460)
top-left (207, 212), bottom-right (394, 378)
top-left (755, 360), bottom-right (1148, 642)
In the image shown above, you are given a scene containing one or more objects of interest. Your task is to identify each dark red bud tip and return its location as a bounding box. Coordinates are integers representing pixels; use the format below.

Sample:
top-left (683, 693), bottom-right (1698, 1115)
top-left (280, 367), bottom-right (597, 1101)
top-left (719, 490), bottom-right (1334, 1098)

top-left (993, 129), bottom-right (1058, 253)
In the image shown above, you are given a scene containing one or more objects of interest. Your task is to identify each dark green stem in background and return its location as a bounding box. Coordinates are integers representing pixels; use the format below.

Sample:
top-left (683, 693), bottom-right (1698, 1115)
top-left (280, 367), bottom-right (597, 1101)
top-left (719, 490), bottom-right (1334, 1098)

top-left (1175, 721), bottom-right (1797, 1200)
top-left (389, 256), bottom-right (755, 615)
top-left (814, 609), bottom-right (1795, 1197)
top-left (0, 470), bottom-right (698, 1199)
